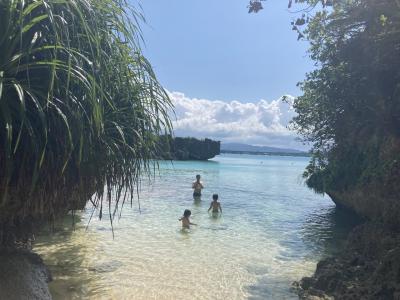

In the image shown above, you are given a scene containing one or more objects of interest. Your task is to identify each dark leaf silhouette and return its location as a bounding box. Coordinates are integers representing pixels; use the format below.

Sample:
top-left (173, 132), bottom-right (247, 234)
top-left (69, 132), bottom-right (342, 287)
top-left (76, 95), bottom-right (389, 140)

top-left (248, 0), bottom-right (264, 13)
top-left (295, 18), bottom-right (306, 26)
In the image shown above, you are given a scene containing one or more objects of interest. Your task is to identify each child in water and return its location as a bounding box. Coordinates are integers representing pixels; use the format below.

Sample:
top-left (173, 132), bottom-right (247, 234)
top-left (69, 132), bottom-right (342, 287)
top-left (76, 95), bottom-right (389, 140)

top-left (208, 194), bottom-right (222, 214)
top-left (192, 174), bottom-right (204, 197)
top-left (179, 209), bottom-right (197, 229)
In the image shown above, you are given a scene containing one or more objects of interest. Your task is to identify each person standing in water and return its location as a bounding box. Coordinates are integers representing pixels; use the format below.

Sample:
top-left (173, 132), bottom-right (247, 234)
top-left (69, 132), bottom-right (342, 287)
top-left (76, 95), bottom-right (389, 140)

top-left (179, 209), bottom-right (197, 229)
top-left (192, 174), bottom-right (204, 198)
top-left (208, 194), bottom-right (222, 214)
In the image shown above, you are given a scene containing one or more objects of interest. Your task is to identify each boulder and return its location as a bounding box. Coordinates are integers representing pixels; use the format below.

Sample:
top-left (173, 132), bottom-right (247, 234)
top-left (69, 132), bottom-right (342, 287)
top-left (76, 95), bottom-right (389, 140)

top-left (0, 250), bottom-right (52, 300)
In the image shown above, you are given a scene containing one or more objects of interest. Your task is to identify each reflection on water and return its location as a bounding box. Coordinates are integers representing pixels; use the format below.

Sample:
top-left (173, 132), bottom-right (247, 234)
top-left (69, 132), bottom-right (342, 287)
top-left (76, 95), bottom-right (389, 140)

top-left (34, 154), bottom-right (360, 300)
top-left (301, 206), bottom-right (363, 257)
top-left (210, 212), bottom-right (222, 219)
top-left (245, 206), bottom-right (362, 300)
top-left (193, 196), bottom-right (202, 206)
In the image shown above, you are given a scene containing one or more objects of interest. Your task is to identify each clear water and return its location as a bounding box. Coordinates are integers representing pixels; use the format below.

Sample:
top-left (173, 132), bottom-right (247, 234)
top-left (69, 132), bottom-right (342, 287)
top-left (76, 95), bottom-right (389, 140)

top-left (34, 154), bottom-right (360, 299)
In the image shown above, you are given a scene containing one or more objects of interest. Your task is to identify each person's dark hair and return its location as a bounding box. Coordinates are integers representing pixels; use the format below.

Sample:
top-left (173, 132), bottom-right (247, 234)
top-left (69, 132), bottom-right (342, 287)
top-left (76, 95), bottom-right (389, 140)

top-left (196, 174), bottom-right (200, 179)
top-left (183, 209), bottom-right (191, 217)
top-left (212, 194), bottom-right (218, 200)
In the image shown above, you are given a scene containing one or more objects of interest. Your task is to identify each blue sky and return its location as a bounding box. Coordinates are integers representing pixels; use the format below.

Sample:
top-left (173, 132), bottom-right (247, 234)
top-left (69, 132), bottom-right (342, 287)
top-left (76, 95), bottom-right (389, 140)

top-left (135, 0), bottom-right (313, 149)
top-left (139, 0), bottom-right (313, 102)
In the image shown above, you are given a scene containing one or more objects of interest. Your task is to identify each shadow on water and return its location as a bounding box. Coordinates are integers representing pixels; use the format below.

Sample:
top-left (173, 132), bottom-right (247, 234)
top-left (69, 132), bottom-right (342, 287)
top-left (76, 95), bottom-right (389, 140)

top-left (244, 206), bottom-right (364, 299)
top-left (300, 206), bottom-right (364, 257)
top-left (34, 213), bottom-right (109, 299)
top-left (35, 213), bottom-right (83, 241)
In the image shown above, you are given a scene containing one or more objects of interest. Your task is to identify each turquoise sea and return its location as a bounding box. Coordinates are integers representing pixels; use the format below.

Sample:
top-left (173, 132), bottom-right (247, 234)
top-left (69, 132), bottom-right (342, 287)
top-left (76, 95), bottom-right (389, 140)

top-left (35, 154), bottom-right (360, 299)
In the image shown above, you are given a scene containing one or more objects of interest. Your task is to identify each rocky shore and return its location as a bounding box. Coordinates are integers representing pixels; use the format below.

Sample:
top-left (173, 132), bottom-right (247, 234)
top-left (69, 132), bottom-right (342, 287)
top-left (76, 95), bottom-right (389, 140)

top-left (295, 222), bottom-right (400, 300)
top-left (0, 250), bottom-right (52, 300)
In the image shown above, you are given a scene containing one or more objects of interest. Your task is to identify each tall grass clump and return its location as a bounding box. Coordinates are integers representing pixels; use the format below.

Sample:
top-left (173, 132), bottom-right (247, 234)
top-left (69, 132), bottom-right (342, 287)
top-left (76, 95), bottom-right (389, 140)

top-left (0, 0), bottom-right (172, 246)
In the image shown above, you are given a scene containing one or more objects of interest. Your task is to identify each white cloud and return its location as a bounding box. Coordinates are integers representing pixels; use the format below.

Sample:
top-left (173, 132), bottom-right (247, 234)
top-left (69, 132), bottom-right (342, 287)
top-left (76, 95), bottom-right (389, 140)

top-left (168, 91), bottom-right (307, 150)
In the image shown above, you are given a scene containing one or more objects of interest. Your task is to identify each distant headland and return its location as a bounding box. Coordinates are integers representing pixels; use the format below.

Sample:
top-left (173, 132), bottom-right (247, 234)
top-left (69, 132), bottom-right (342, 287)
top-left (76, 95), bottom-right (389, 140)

top-left (157, 136), bottom-right (220, 160)
top-left (221, 142), bottom-right (310, 157)
top-left (157, 138), bottom-right (309, 160)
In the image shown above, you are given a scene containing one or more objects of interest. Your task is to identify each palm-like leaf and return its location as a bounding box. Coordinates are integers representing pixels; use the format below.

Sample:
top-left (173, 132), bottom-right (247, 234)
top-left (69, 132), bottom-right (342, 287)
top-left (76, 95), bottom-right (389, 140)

top-left (0, 0), bottom-right (172, 243)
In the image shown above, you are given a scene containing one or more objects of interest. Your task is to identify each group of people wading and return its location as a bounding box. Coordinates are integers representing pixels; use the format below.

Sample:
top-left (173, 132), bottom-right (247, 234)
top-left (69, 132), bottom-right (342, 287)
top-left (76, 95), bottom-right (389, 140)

top-left (178, 174), bottom-right (222, 229)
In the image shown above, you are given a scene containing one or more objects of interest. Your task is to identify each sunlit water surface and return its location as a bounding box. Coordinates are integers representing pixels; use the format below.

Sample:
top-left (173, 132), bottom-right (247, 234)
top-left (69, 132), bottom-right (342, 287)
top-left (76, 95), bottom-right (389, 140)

top-left (35, 154), bottom-right (360, 299)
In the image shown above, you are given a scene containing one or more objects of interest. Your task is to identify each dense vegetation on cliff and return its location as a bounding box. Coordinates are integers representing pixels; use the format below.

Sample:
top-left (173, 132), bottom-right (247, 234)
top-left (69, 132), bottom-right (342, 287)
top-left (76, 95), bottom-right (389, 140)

top-left (286, 0), bottom-right (400, 223)
top-left (157, 136), bottom-right (220, 160)
top-left (0, 0), bottom-right (172, 245)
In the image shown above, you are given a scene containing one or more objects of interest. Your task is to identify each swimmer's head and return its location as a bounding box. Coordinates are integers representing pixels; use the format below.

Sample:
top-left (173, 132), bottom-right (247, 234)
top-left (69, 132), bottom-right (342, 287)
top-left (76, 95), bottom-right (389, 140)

top-left (196, 174), bottom-right (201, 180)
top-left (183, 209), bottom-right (191, 217)
top-left (212, 194), bottom-right (218, 200)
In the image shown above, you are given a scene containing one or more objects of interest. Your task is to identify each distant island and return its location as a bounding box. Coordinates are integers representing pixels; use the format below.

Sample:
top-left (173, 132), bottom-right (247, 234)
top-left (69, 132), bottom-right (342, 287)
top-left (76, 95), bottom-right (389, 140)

top-left (156, 139), bottom-right (309, 160)
top-left (221, 143), bottom-right (310, 157)
top-left (157, 136), bottom-right (220, 160)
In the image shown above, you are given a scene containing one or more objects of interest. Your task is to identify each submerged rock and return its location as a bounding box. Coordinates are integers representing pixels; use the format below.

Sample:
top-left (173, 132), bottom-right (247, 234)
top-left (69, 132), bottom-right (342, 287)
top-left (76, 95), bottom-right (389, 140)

top-left (296, 222), bottom-right (400, 300)
top-left (0, 250), bottom-right (52, 300)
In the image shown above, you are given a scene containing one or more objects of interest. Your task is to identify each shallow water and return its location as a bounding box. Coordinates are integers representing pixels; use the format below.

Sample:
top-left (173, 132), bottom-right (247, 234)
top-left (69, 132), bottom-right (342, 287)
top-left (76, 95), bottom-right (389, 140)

top-left (35, 154), bottom-right (360, 299)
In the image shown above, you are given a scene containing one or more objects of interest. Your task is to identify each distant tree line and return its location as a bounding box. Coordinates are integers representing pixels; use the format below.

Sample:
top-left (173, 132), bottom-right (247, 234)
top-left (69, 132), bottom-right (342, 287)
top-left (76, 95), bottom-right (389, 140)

top-left (157, 136), bottom-right (220, 160)
top-left (220, 150), bottom-right (310, 157)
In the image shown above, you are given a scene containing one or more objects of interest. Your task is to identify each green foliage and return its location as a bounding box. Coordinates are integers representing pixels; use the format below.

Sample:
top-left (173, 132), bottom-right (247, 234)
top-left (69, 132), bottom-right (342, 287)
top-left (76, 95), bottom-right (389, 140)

top-left (0, 0), bottom-right (172, 230)
top-left (290, 0), bottom-right (400, 193)
top-left (157, 136), bottom-right (220, 160)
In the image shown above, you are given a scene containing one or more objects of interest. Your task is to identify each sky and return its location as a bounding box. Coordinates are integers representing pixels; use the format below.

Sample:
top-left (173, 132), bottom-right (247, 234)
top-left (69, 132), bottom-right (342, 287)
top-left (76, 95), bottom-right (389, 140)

top-left (136, 0), bottom-right (314, 150)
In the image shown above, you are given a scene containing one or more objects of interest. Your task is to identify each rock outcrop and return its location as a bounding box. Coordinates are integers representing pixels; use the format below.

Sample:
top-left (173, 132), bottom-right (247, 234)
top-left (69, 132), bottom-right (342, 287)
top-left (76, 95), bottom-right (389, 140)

top-left (0, 250), bottom-right (52, 300)
top-left (296, 137), bottom-right (400, 299)
top-left (328, 185), bottom-right (400, 230)
top-left (325, 137), bottom-right (400, 229)
top-left (157, 136), bottom-right (220, 160)
top-left (295, 223), bottom-right (400, 300)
